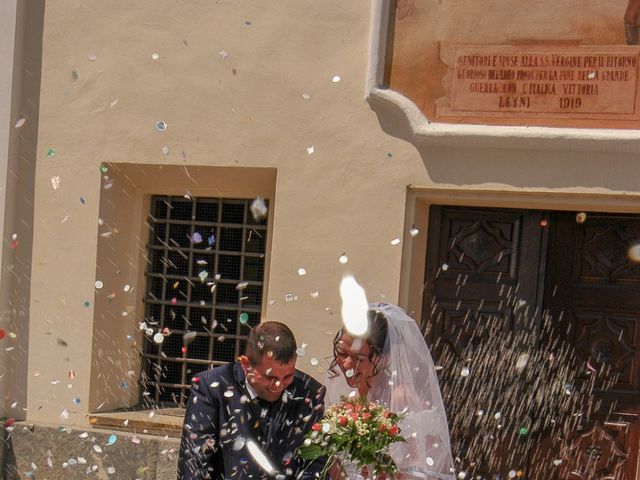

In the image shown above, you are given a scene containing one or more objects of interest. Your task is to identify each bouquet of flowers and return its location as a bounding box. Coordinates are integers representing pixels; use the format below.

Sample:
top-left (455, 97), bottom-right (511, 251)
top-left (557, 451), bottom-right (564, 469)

top-left (298, 396), bottom-right (405, 478)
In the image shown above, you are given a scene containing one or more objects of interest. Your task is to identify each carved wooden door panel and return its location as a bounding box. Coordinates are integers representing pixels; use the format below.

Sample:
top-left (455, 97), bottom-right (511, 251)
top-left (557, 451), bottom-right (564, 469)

top-left (421, 206), bottom-right (640, 480)
top-left (536, 211), bottom-right (640, 480)
top-left (422, 206), bottom-right (547, 478)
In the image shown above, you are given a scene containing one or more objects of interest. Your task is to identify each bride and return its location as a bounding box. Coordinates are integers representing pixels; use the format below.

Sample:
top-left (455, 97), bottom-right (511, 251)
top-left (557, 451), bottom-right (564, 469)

top-left (325, 303), bottom-right (455, 480)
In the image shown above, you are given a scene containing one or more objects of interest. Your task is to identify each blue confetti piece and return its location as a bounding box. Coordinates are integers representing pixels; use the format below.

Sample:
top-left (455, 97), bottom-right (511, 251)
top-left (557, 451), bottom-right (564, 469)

top-left (80, 197), bottom-right (85, 204)
top-left (208, 235), bottom-right (216, 246)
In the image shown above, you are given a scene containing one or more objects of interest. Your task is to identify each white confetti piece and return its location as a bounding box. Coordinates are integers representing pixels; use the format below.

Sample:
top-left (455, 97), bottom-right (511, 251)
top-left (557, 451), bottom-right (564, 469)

top-left (51, 176), bottom-right (61, 191)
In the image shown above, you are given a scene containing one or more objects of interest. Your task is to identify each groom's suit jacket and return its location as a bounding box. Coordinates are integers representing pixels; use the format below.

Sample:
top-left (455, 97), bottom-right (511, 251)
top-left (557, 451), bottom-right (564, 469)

top-left (177, 362), bottom-right (326, 480)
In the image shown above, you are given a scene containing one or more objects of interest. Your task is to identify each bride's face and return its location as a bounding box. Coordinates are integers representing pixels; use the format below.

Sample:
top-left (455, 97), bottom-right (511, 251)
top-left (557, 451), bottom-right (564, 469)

top-left (334, 332), bottom-right (377, 392)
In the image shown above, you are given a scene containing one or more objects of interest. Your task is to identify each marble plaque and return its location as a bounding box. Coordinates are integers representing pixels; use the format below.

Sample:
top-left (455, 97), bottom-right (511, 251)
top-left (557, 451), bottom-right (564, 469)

top-left (435, 45), bottom-right (640, 127)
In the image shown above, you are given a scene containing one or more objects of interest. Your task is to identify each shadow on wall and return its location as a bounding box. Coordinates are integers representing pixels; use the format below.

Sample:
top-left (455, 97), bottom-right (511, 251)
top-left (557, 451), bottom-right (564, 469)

top-left (368, 95), bottom-right (640, 192)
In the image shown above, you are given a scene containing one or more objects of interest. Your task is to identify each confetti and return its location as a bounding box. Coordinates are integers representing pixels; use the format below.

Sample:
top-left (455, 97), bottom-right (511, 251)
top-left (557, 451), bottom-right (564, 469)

top-left (191, 232), bottom-right (203, 244)
top-left (161, 146), bottom-right (169, 155)
top-left (88, 54), bottom-right (97, 61)
top-left (239, 313), bottom-right (249, 324)
top-left (409, 226), bottom-right (419, 237)
top-left (296, 347), bottom-right (306, 356)
top-left (246, 440), bottom-right (277, 475)
top-left (390, 238), bottom-right (401, 246)
top-left (198, 270), bottom-right (208, 282)
top-left (338, 254), bottom-right (348, 264)
top-left (109, 99), bottom-right (119, 108)
top-left (332, 75), bottom-right (341, 83)
top-left (575, 212), bottom-right (587, 223)
top-left (310, 357), bottom-right (319, 366)
top-left (628, 244), bottom-right (640, 262)
top-left (297, 268), bottom-right (307, 276)
top-left (95, 280), bottom-right (103, 289)
top-left (47, 147), bottom-right (56, 157)
top-left (15, 118), bottom-right (26, 128)
top-left (153, 333), bottom-right (164, 344)
top-left (50, 176), bottom-right (61, 190)
top-left (72, 68), bottom-right (80, 80)
top-left (151, 52), bottom-right (160, 60)
top-left (306, 145), bottom-right (315, 155)
top-left (340, 276), bottom-right (368, 336)
top-left (155, 121), bottom-right (167, 132)
top-left (218, 49), bottom-right (229, 60)
top-left (250, 197), bottom-right (268, 221)
top-left (302, 93), bottom-right (311, 100)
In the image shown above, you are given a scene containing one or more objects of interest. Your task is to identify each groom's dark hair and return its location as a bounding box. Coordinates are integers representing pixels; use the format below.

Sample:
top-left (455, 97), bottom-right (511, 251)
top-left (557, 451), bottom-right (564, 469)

top-left (245, 321), bottom-right (297, 366)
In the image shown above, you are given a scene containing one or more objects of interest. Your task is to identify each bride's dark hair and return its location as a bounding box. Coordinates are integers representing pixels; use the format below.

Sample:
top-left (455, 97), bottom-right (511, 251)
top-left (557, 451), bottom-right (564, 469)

top-left (327, 308), bottom-right (389, 380)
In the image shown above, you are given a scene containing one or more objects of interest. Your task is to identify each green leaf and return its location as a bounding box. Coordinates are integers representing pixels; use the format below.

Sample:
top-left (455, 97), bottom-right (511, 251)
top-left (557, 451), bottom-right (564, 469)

top-left (298, 444), bottom-right (325, 460)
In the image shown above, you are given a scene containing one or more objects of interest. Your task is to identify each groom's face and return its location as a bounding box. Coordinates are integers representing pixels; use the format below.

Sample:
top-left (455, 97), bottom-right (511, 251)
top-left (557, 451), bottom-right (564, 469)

top-left (334, 333), bottom-right (377, 391)
top-left (240, 354), bottom-right (297, 402)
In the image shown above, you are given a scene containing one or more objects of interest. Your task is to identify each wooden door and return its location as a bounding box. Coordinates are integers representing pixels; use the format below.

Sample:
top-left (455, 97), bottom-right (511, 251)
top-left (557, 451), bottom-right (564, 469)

top-left (533, 211), bottom-right (640, 480)
top-left (421, 206), bottom-right (640, 480)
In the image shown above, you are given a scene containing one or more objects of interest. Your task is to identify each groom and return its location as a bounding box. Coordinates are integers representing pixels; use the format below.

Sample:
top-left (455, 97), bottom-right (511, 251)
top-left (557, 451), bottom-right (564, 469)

top-left (177, 321), bottom-right (326, 480)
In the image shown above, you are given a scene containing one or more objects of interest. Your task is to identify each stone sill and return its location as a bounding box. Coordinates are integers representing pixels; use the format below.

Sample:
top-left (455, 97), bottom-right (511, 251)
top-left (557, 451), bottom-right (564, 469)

top-left (89, 408), bottom-right (184, 438)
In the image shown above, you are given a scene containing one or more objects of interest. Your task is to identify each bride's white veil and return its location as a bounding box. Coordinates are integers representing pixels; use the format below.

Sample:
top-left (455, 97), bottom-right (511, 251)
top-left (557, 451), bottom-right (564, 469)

top-left (325, 303), bottom-right (455, 480)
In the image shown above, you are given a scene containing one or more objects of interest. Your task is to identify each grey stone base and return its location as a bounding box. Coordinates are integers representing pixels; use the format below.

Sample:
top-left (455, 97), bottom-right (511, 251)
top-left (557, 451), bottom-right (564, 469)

top-left (2, 422), bottom-right (180, 480)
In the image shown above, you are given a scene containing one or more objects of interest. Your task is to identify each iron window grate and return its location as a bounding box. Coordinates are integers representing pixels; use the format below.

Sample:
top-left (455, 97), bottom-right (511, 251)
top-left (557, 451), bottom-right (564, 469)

top-left (140, 195), bottom-right (267, 406)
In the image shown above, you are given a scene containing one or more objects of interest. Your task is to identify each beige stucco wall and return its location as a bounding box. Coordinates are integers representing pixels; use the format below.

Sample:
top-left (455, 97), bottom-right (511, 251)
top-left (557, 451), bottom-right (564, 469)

top-left (1, 0), bottom-right (43, 421)
top-left (0, 0), bottom-right (18, 420)
top-left (21, 0), bottom-right (640, 427)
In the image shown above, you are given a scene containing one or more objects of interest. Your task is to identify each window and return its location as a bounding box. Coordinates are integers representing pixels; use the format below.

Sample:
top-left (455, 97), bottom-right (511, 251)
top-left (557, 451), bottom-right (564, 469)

top-left (140, 195), bottom-right (268, 406)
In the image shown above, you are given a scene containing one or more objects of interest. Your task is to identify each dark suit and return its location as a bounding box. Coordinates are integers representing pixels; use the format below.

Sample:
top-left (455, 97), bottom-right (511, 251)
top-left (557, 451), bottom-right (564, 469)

top-left (177, 362), bottom-right (326, 480)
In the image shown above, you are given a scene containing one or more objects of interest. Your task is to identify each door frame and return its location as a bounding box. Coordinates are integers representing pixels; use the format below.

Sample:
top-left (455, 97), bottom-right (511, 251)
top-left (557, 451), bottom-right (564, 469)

top-left (399, 186), bottom-right (640, 477)
top-left (400, 187), bottom-right (640, 324)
